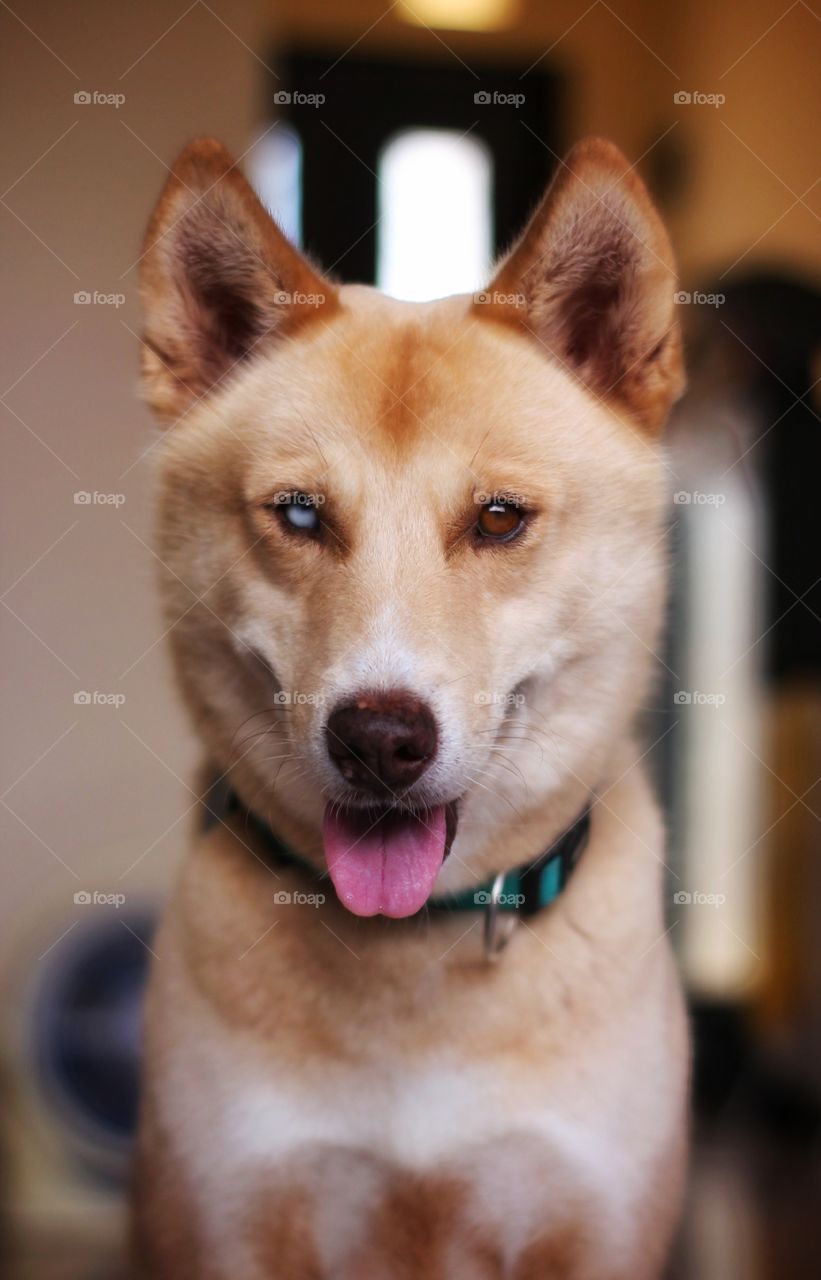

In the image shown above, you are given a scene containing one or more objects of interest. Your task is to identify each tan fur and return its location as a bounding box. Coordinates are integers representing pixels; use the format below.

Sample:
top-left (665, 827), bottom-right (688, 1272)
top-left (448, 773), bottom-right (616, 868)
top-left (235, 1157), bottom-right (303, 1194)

top-left (140, 138), bottom-right (338, 423)
top-left (133, 136), bottom-right (688, 1278)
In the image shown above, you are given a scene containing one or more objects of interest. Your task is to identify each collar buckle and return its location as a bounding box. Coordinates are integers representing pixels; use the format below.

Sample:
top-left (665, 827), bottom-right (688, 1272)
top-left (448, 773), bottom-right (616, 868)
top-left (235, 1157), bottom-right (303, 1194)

top-left (483, 872), bottom-right (520, 962)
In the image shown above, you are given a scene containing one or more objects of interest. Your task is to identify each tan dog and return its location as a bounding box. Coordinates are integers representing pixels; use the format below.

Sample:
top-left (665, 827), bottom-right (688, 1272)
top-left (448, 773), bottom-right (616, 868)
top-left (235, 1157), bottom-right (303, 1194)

top-left (133, 136), bottom-right (688, 1279)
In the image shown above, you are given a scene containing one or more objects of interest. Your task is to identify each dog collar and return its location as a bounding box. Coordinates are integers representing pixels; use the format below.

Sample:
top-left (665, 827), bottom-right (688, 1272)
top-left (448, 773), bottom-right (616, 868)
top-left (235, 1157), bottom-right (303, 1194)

top-left (204, 780), bottom-right (591, 960)
top-left (429, 805), bottom-right (591, 956)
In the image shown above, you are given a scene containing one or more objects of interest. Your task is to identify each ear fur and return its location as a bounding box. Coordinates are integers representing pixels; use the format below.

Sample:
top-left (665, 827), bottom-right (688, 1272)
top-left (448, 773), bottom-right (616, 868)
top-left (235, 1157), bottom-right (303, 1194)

top-left (139, 137), bottom-right (337, 423)
top-left (477, 138), bottom-right (684, 431)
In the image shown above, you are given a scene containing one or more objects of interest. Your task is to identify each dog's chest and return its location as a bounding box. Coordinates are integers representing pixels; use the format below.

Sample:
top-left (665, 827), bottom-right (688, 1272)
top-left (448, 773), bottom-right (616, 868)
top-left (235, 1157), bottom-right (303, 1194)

top-left (165, 1045), bottom-right (639, 1276)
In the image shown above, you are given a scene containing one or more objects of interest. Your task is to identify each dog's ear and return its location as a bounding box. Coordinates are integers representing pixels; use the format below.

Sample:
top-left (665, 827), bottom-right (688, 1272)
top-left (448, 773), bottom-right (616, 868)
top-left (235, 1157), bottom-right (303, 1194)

top-left (139, 137), bottom-right (337, 424)
top-left (477, 138), bottom-right (684, 432)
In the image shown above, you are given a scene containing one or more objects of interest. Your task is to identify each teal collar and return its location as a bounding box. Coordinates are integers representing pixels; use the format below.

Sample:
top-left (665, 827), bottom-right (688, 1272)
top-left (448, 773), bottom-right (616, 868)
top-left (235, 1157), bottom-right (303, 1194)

top-left (205, 782), bottom-right (591, 953)
top-left (430, 814), bottom-right (587, 915)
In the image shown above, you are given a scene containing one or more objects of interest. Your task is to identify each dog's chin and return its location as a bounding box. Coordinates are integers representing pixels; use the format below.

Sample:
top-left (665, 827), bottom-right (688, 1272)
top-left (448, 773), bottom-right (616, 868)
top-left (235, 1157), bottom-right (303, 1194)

top-left (320, 795), bottom-right (461, 919)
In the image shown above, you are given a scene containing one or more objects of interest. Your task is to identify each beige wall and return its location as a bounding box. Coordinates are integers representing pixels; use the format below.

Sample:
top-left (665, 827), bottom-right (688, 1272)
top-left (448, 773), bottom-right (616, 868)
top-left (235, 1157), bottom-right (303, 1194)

top-left (0, 0), bottom-right (270, 982)
top-left (665, 0), bottom-right (820, 281)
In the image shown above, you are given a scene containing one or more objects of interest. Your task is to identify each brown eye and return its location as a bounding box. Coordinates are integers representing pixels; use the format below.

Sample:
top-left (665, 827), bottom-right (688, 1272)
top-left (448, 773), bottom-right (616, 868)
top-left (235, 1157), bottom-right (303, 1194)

top-left (477, 501), bottom-right (524, 542)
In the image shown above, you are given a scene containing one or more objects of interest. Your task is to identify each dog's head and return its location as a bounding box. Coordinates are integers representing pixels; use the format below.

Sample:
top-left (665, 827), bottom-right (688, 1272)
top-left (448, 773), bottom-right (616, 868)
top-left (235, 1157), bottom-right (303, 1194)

top-left (140, 137), bottom-right (683, 917)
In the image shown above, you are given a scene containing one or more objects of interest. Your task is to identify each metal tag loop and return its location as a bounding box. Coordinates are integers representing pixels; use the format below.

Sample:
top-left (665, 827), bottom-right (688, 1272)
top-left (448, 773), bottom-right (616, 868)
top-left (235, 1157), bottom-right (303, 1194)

top-left (483, 872), bottom-right (520, 962)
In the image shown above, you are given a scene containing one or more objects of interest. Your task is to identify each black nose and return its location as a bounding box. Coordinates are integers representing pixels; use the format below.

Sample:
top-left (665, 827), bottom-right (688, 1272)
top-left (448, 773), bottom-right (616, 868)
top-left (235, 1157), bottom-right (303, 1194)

top-left (326, 691), bottom-right (438, 795)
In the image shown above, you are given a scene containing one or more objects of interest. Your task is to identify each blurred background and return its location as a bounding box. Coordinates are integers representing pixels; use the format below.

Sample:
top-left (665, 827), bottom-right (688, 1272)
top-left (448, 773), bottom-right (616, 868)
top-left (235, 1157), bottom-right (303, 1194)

top-left (0, 1), bottom-right (818, 1276)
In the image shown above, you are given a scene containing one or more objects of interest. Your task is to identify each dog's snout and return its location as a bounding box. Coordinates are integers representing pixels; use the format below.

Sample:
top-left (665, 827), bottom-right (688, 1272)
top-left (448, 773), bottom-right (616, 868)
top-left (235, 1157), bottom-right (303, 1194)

top-left (325, 691), bottom-right (438, 794)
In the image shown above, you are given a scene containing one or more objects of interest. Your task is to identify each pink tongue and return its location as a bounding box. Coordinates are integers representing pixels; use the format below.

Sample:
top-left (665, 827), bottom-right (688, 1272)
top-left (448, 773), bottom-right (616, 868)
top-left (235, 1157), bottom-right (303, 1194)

top-left (322, 804), bottom-right (447, 918)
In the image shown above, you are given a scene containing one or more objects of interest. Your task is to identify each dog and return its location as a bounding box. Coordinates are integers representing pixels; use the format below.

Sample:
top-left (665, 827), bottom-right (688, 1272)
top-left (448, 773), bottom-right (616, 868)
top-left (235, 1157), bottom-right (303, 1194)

top-left (132, 135), bottom-right (689, 1279)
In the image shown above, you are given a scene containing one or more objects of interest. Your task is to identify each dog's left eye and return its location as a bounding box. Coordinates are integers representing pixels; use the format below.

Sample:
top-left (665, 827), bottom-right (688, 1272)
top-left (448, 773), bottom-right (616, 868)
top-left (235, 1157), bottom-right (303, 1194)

top-left (269, 493), bottom-right (322, 538)
top-left (476, 501), bottom-right (524, 542)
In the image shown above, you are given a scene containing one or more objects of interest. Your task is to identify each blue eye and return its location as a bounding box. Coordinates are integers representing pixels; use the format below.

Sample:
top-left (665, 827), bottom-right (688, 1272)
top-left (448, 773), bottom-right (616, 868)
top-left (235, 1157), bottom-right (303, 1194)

top-left (284, 502), bottom-right (319, 530)
top-left (270, 492), bottom-right (323, 538)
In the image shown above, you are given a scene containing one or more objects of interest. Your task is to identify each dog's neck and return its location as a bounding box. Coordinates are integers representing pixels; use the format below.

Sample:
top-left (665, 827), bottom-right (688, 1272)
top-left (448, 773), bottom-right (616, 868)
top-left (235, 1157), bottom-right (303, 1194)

top-left (198, 728), bottom-right (643, 894)
top-left (201, 773), bottom-right (593, 959)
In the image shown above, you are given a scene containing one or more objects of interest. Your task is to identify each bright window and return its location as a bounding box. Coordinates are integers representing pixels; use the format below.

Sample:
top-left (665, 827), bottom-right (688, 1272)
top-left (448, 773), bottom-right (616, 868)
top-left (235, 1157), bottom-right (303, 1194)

top-left (377, 129), bottom-right (493, 302)
top-left (246, 124), bottom-right (303, 246)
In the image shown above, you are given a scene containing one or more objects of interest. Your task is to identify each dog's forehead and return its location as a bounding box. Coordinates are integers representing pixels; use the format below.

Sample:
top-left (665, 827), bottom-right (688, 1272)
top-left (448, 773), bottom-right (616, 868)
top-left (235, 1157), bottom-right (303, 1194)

top-left (211, 282), bottom-right (624, 492)
top-left (308, 286), bottom-right (547, 453)
top-left (333, 286), bottom-right (477, 400)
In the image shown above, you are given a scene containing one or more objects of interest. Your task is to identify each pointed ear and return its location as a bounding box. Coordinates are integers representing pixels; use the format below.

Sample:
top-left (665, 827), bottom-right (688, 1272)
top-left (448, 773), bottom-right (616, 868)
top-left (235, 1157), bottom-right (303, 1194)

top-left (476, 138), bottom-right (684, 432)
top-left (139, 138), bottom-right (337, 424)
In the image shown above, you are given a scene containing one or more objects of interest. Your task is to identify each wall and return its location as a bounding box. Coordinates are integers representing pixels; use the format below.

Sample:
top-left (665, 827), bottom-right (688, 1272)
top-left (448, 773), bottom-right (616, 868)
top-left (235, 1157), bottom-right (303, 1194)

top-left (0, 0), bottom-right (270, 989)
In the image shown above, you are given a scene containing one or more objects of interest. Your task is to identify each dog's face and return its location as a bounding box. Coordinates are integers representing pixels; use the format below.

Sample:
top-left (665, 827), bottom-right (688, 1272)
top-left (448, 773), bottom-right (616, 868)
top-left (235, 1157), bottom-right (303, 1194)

top-left (141, 138), bottom-right (683, 916)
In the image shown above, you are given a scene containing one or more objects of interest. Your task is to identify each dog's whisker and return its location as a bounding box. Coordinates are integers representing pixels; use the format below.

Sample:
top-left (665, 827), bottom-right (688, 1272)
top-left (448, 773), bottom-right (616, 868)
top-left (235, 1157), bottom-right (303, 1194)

top-left (483, 749), bottom-right (530, 791)
top-left (464, 771), bottom-right (524, 820)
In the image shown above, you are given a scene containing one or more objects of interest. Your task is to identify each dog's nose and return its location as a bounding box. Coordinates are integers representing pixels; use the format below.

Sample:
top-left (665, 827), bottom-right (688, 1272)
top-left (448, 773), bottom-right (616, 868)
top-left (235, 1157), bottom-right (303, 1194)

top-left (325, 691), bottom-right (438, 794)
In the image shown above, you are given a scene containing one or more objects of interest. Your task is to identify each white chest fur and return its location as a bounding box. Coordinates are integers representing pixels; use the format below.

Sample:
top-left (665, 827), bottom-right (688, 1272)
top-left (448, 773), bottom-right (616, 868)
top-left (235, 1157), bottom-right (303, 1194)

top-left (158, 1006), bottom-right (666, 1278)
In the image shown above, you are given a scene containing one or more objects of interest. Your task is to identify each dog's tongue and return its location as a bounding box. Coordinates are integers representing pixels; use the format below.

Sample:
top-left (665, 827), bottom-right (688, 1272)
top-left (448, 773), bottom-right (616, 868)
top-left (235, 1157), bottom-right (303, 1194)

top-left (322, 804), bottom-right (446, 918)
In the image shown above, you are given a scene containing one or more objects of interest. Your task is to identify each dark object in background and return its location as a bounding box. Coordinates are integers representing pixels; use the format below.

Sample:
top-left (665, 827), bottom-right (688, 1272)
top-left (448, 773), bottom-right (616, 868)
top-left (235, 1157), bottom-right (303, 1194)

top-left (31, 907), bottom-right (156, 1181)
top-left (692, 272), bottom-right (821, 681)
top-left (692, 998), bottom-right (821, 1144)
top-left (273, 48), bottom-right (562, 282)
top-left (682, 270), bottom-right (821, 1153)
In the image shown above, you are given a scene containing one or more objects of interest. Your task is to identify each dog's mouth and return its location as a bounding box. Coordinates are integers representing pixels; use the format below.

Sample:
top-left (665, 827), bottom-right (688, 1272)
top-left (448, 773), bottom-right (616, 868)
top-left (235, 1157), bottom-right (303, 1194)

top-left (322, 799), bottom-right (459, 919)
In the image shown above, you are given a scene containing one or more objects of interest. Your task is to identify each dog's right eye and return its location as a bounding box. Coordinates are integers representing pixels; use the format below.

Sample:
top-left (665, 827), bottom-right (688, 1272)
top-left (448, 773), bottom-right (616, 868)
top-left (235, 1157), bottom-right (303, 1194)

top-left (266, 492), bottom-right (323, 539)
